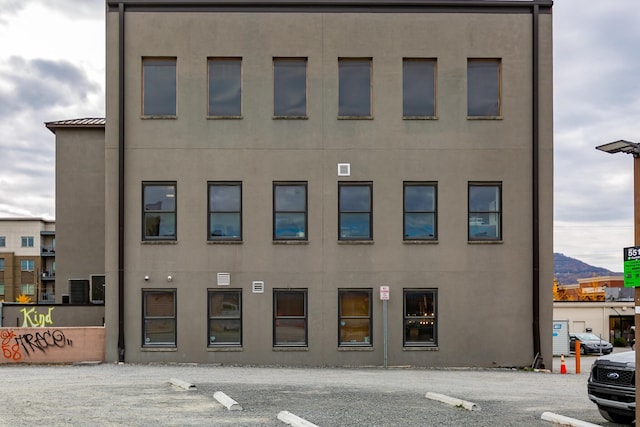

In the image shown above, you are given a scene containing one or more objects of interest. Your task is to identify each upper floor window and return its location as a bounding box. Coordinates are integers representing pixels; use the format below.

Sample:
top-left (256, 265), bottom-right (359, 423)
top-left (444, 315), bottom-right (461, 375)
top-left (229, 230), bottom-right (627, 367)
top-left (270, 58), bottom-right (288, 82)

top-left (208, 182), bottom-right (241, 241)
top-left (142, 289), bottom-right (176, 347)
top-left (0, 236), bottom-right (5, 247)
top-left (338, 289), bottom-right (372, 346)
top-left (21, 259), bottom-right (34, 271)
top-left (468, 182), bottom-right (502, 241)
top-left (273, 289), bottom-right (307, 346)
top-left (403, 59), bottom-right (436, 118)
top-left (143, 182), bottom-right (176, 241)
top-left (404, 289), bottom-right (437, 347)
top-left (274, 182), bottom-right (307, 240)
top-left (339, 182), bottom-right (372, 240)
top-left (0, 283), bottom-right (4, 296)
top-left (208, 290), bottom-right (242, 346)
top-left (21, 283), bottom-right (35, 295)
top-left (338, 58), bottom-right (372, 118)
top-left (208, 58), bottom-right (242, 117)
top-left (143, 57), bottom-right (176, 116)
top-left (274, 58), bottom-right (307, 117)
top-left (0, 258), bottom-right (4, 271)
top-left (467, 59), bottom-right (501, 117)
top-left (404, 182), bottom-right (437, 240)
top-left (21, 236), bottom-right (34, 247)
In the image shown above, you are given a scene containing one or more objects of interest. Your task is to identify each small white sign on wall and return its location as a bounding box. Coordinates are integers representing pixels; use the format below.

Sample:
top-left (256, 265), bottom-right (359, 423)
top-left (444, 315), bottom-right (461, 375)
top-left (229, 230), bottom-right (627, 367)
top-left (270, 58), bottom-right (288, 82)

top-left (380, 285), bottom-right (390, 301)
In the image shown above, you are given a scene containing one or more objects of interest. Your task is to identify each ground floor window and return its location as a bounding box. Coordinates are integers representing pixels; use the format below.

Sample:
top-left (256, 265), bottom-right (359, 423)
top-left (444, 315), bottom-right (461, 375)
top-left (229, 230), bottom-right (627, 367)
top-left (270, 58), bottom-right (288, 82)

top-left (142, 289), bottom-right (176, 347)
top-left (339, 289), bottom-right (372, 346)
top-left (404, 289), bottom-right (437, 346)
top-left (208, 289), bottom-right (242, 346)
top-left (274, 289), bottom-right (307, 346)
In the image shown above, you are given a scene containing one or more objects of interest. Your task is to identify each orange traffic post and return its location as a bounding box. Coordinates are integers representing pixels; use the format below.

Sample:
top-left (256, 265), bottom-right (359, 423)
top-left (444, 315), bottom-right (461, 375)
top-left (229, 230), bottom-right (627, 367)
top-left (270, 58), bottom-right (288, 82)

top-left (575, 340), bottom-right (581, 374)
top-left (560, 354), bottom-right (567, 374)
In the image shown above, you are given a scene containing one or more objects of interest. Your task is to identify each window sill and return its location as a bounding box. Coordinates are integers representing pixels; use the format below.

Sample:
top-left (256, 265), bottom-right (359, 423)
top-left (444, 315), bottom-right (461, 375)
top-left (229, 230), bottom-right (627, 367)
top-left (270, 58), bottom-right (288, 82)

top-left (403, 240), bottom-right (438, 244)
top-left (338, 240), bottom-right (373, 245)
top-left (338, 116), bottom-right (373, 120)
top-left (208, 240), bottom-right (243, 245)
top-left (207, 116), bottom-right (243, 120)
top-left (467, 116), bottom-right (503, 120)
top-left (273, 116), bottom-right (308, 120)
top-left (141, 347), bottom-right (177, 352)
top-left (468, 240), bottom-right (503, 244)
top-left (403, 346), bottom-right (439, 351)
top-left (273, 346), bottom-right (309, 351)
top-left (338, 346), bottom-right (374, 351)
top-left (403, 116), bottom-right (437, 120)
top-left (141, 240), bottom-right (178, 245)
top-left (207, 347), bottom-right (243, 352)
top-left (141, 115), bottom-right (177, 120)
top-left (273, 240), bottom-right (309, 245)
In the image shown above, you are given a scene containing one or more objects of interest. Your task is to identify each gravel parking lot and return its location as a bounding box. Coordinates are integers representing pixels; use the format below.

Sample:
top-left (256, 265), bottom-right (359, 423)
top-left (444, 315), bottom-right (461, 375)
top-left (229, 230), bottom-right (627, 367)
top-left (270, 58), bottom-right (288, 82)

top-left (0, 351), bottom-right (630, 426)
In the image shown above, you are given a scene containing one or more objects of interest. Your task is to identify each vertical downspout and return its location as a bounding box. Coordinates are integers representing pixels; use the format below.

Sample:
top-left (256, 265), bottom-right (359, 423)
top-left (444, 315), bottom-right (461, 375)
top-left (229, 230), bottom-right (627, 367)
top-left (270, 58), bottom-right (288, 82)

top-left (117, 2), bottom-right (126, 363)
top-left (531, 4), bottom-right (541, 360)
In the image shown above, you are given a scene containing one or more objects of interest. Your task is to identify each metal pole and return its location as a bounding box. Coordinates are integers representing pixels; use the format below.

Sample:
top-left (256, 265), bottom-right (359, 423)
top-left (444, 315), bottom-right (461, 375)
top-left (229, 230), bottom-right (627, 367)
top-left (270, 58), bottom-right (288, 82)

top-left (383, 299), bottom-right (388, 369)
top-left (634, 155), bottom-right (640, 425)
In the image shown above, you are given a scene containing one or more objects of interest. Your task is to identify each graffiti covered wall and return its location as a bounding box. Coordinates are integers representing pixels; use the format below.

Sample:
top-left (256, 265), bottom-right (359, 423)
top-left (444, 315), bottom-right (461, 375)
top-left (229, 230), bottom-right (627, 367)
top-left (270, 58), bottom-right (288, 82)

top-left (0, 327), bottom-right (104, 364)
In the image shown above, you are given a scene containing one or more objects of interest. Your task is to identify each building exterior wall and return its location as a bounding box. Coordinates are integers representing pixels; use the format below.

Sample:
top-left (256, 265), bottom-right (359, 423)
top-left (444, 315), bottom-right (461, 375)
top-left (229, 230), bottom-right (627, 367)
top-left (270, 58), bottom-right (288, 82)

top-left (554, 301), bottom-right (635, 343)
top-left (104, 1), bottom-right (553, 367)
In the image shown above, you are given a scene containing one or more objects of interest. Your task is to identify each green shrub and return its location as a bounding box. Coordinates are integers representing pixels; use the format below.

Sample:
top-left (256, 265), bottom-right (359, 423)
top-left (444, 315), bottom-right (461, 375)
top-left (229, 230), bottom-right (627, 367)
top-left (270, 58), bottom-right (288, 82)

top-left (613, 337), bottom-right (628, 347)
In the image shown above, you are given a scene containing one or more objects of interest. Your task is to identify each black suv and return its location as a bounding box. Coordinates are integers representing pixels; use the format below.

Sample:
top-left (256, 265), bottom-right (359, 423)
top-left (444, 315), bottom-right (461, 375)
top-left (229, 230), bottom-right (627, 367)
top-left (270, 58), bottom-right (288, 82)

top-left (588, 350), bottom-right (635, 424)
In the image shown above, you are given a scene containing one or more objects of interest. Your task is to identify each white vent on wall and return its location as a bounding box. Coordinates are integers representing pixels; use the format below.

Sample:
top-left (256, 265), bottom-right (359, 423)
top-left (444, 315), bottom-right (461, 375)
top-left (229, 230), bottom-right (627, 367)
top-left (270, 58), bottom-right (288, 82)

top-left (252, 281), bottom-right (265, 293)
top-left (338, 163), bottom-right (351, 177)
top-left (217, 272), bottom-right (230, 286)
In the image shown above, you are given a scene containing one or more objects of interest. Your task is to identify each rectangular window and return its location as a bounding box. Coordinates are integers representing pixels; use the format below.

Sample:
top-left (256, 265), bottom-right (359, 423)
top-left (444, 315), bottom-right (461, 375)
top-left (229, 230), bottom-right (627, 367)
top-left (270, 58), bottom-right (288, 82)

top-left (339, 182), bottom-right (372, 240)
top-left (274, 182), bottom-right (307, 240)
top-left (21, 284), bottom-right (35, 295)
top-left (0, 258), bottom-right (4, 271)
top-left (21, 260), bottom-right (34, 271)
top-left (208, 183), bottom-right (241, 241)
top-left (274, 290), bottom-right (307, 346)
top-left (208, 290), bottom-right (242, 346)
top-left (142, 290), bottom-right (176, 347)
top-left (404, 289), bottom-right (437, 347)
top-left (0, 236), bottom-right (5, 247)
top-left (143, 57), bottom-right (176, 116)
top-left (404, 182), bottom-right (437, 240)
top-left (208, 58), bottom-right (242, 117)
top-left (143, 182), bottom-right (176, 241)
top-left (0, 283), bottom-right (4, 297)
top-left (468, 183), bottom-right (502, 240)
top-left (21, 236), bottom-right (34, 247)
top-left (339, 289), bottom-right (372, 346)
top-left (338, 58), bottom-right (372, 118)
top-left (467, 59), bottom-right (501, 117)
top-left (273, 58), bottom-right (307, 117)
top-left (403, 59), bottom-right (436, 118)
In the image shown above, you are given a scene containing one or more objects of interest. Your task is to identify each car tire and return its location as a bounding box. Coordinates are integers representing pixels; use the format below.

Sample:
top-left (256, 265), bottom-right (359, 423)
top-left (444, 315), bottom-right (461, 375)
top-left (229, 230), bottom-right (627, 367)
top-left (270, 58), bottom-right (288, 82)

top-left (598, 407), bottom-right (635, 425)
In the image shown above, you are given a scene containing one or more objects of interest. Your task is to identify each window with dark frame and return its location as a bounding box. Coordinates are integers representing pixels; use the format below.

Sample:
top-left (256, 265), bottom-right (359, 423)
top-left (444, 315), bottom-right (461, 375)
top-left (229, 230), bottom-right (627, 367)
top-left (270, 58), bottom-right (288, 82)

top-left (273, 290), bottom-right (307, 346)
top-left (338, 58), bottom-right (372, 118)
top-left (142, 182), bottom-right (176, 241)
top-left (142, 289), bottom-right (176, 347)
top-left (468, 182), bottom-right (502, 241)
top-left (0, 236), bottom-right (6, 247)
top-left (208, 183), bottom-right (242, 241)
top-left (0, 258), bottom-right (4, 270)
top-left (21, 284), bottom-right (35, 295)
top-left (339, 182), bottom-right (372, 240)
top-left (20, 259), bottom-right (34, 271)
top-left (208, 58), bottom-right (242, 117)
top-left (403, 59), bottom-right (436, 118)
top-left (21, 236), bottom-right (34, 247)
top-left (142, 57), bottom-right (176, 116)
top-left (339, 289), bottom-right (372, 346)
top-left (208, 290), bottom-right (242, 346)
top-left (404, 289), bottom-right (437, 347)
top-left (404, 182), bottom-right (437, 240)
top-left (274, 58), bottom-right (307, 117)
top-left (467, 59), bottom-right (501, 117)
top-left (273, 183), bottom-right (307, 240)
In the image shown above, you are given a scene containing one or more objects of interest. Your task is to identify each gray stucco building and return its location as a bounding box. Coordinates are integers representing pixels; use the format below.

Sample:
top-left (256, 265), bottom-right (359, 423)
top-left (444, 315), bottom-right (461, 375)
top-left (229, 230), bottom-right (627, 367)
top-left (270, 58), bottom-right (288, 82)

top-left (59, 0), bottom-right (554, 367)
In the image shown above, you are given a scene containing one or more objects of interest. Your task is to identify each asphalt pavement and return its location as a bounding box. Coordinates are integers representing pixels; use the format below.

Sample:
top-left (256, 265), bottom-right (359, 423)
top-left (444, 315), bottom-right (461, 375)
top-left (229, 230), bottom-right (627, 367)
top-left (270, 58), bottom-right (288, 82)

top-left (0, 350), bottom-right (632, 427)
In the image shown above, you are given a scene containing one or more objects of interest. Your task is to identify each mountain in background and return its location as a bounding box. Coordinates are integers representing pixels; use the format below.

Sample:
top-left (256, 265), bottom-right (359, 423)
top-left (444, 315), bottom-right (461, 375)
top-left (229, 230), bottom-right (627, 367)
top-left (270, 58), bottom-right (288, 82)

top-left (554, 252), bottom-right (622, 285)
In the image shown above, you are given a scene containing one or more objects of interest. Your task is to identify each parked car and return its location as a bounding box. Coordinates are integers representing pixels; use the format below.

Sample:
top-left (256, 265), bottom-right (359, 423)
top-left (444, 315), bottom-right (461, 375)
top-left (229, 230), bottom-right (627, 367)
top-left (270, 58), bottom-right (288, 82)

top-left (588, 350), bottom-right (635, 424)
top-left (570, 332), bottom-right (613, 355)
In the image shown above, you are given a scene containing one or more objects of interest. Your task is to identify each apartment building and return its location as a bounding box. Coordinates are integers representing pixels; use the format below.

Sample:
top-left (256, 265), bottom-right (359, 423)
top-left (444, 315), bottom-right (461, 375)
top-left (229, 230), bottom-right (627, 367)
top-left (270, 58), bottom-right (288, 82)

top-left (0, 218), bottom-right (55, 303)
top-left (94, 0), bottom-right (554, 367)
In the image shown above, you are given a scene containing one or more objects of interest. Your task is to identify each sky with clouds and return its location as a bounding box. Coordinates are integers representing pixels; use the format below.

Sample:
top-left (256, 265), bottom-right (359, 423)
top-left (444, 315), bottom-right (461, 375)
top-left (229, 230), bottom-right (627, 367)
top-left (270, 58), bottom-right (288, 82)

top-left (0, 0), bottom-right (639, 272)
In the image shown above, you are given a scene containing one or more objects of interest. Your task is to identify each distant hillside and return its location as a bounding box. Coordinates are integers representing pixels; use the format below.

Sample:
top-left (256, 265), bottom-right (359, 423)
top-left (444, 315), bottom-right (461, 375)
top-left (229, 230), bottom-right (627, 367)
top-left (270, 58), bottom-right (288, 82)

top-left (554, 253), bottom-right (621, 285)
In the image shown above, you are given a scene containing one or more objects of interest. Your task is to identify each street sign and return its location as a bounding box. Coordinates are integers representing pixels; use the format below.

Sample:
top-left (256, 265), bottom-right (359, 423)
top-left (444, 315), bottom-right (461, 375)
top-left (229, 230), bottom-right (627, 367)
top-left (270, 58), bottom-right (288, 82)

top-left (380, 285), bottom-right (390, 300)
top-left (624, 246), bottom-right (640, 287)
